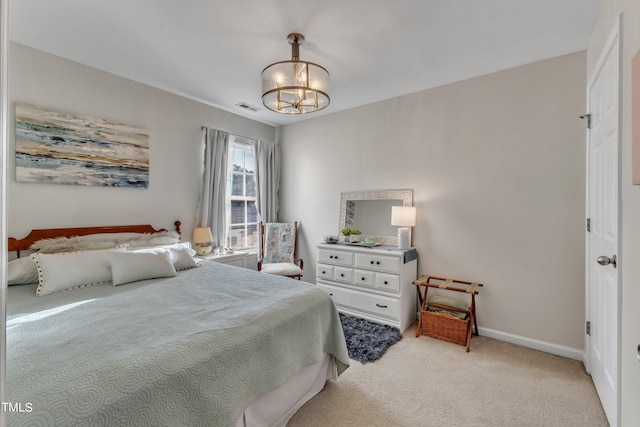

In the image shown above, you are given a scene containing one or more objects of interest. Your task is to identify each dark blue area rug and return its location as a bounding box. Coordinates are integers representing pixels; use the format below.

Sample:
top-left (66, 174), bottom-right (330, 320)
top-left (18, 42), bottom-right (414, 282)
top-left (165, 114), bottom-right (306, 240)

top-left (339, 313), bottom-right (403, 363)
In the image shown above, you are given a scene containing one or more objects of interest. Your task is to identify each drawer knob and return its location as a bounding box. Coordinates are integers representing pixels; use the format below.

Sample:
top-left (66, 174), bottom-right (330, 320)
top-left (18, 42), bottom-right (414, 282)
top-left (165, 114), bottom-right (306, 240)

top-left (329, 255), bottom-right (334, 259)
top-left (376, 304), bottom-right (388, 308)
top-left (384, 281), bottom-right (388, 285)
top-left (377, 261), bottom-right (380, 265)
top-left (370, 261), bottom-right (374, 264)
top-left (340, 273), bottom-right (345, 277)
top-left (322, 271), bottom-right (326, 274)
top-left (361, 277), bottom-right (366, 281)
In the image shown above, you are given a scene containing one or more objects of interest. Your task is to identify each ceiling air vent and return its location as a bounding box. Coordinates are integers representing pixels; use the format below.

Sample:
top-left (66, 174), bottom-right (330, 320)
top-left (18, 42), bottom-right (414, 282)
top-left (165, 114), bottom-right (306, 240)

top-left (236, 102), bottom-right (261, 113)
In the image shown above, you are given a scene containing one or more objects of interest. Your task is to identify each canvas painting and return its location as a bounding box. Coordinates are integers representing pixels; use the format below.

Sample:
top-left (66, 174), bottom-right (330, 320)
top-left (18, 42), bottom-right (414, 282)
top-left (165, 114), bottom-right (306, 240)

top-left (15, 103), bottom-right (149, 187)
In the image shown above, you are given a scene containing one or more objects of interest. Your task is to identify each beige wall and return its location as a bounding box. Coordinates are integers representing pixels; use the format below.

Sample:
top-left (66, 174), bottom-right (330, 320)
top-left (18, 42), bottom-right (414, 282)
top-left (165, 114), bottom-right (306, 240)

top-left (8, 43), bottom-right (275, 242)
top-left (587, 1), bottom-right (640, 425)
top-left (278, 52), bottom-right (587, 351)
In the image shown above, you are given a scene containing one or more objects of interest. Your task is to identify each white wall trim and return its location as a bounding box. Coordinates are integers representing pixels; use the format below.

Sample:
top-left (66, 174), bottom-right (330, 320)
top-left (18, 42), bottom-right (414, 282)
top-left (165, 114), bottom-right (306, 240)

top-left (478, 327), bottom-right (584, 361)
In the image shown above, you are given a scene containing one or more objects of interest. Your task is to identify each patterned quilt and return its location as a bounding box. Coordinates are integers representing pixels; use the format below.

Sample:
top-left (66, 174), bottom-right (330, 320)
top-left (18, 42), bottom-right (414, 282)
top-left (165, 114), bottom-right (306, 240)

top-left (6, 261), bottom-right (349, 426)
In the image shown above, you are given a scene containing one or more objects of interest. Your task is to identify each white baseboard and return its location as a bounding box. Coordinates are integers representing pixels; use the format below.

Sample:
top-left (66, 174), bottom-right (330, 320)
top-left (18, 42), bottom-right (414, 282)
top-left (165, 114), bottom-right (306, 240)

top-left (477, 326), bottom-right (585, 361)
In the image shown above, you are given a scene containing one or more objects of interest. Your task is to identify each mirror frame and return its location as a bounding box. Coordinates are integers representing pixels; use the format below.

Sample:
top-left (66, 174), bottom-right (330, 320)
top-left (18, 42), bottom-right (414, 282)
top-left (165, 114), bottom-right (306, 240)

top-left (339, 189), bottom-right (413, 246)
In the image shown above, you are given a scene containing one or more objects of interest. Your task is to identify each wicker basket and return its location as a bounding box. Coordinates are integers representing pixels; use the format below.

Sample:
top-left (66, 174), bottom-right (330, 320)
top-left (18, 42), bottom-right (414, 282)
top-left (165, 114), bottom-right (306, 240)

top-left (420, 309), bottom-right (471, 347)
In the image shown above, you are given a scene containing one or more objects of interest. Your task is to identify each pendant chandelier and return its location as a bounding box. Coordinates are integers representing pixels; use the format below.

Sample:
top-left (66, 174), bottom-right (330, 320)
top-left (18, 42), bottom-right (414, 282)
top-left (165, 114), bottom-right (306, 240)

top-left (261, 33), bottom-right (330, 114)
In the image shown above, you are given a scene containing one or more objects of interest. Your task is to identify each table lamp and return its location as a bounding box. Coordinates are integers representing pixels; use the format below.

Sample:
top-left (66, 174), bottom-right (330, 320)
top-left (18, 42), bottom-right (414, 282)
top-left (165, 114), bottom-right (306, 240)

top-left (192, 227), bottom-right (214, 256)
top-left (391, 206), bottom-right (416, 249)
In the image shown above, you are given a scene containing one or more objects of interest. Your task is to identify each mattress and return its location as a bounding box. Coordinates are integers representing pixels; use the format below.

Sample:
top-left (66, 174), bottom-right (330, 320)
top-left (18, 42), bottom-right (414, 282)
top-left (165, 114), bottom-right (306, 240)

top-left (6, 261), bottom-right (349, 426)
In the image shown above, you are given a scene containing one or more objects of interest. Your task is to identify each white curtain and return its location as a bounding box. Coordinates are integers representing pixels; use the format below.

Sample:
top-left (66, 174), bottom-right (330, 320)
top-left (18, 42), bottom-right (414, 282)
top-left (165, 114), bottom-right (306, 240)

top-left (255, 139), bottom-right (280, 223)
top-left (195, 128), bottom-right (229, 248)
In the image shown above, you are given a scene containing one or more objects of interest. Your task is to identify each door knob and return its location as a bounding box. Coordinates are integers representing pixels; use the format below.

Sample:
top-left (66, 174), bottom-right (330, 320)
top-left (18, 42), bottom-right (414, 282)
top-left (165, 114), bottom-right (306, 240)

top-left (597, 255), bottom-right (617, 267)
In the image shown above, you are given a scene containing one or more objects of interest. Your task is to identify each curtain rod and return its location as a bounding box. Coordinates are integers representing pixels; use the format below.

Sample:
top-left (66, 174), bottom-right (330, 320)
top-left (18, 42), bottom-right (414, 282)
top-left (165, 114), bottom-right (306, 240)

top-left (200, 126), bottom-right (257, 143)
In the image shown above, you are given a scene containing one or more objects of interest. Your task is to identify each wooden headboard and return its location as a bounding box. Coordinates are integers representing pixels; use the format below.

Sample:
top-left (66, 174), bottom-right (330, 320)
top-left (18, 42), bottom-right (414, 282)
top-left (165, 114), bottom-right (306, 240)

top-left (9, 220), bottom-right (182, 254)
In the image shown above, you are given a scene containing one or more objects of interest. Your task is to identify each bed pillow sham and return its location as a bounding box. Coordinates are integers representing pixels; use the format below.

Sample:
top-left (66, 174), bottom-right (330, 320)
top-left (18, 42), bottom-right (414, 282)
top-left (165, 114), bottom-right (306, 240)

top-left (108, 251), bottom-right (177, 286)
top-left (29, 231), bottom-right (180, 254)
top-left (7, 257), bottom-right (39, 285)
top-left (129, 242), bottom-right (199, 271)
top-left (31, 246), bottom-right (128, 296)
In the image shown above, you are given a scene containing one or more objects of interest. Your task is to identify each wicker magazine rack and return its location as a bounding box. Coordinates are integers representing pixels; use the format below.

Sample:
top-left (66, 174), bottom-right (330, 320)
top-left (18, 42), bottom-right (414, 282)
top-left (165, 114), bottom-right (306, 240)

top-left (413, 275), bottom-right (483, 352)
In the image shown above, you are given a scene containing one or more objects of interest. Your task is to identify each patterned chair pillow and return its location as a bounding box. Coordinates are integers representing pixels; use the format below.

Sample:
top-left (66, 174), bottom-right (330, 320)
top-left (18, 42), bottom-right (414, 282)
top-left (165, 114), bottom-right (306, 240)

top-left (264, 223), bottom-right (295, 264)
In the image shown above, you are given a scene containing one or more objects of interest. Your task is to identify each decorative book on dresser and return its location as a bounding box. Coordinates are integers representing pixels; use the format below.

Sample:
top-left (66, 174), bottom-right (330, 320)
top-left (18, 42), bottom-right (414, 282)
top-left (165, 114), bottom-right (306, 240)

top-left (316, 243), bottom-right (418, 332)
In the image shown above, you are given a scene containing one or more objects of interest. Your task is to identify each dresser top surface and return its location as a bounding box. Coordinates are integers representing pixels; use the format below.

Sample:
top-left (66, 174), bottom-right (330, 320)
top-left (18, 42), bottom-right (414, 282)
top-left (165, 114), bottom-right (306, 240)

top-left (317, 242), bottom-right (414, 254)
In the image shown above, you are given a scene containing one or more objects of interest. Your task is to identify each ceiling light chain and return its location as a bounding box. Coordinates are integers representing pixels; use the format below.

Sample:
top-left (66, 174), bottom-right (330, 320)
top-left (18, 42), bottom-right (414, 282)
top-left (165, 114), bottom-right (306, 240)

top-left (261, 33), bottom-right (330, 114)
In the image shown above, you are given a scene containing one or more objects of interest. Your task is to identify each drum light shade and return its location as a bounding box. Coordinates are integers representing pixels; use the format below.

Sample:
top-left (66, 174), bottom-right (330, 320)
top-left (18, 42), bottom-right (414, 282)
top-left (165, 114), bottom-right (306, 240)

top-left (261, 33), bottom-right (330, 114)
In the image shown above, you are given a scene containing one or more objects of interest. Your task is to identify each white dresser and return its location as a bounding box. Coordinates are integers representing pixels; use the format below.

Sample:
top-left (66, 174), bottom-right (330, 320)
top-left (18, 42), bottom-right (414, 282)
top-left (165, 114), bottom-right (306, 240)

top-left (316, 243), bottom-right (418, 332)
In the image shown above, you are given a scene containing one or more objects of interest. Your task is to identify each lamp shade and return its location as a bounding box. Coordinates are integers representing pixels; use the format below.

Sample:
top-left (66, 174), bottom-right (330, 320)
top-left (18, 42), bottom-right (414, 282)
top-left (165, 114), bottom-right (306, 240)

top-left (391, 206), bottom-right (416, 227)
top-left (192, 227), bottom-right (213, 244)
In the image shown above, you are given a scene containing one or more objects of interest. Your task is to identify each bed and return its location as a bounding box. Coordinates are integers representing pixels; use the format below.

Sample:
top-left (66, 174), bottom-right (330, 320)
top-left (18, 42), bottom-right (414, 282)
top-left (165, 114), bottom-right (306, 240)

top-left (6, 223), bottom-right (350, 427)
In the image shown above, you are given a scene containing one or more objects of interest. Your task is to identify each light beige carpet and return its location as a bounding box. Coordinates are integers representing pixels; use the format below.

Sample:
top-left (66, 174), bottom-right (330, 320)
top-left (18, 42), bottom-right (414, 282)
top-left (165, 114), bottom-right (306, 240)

top-left (288, 325), bottom-right (608, 427)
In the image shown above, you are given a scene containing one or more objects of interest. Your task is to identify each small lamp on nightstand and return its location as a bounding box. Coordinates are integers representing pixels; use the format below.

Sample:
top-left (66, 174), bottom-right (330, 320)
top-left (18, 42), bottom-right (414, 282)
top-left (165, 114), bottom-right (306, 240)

top-left (192, 227), bottom-right (214, 256)
top-left (391, 206), bottom-right (416, 249)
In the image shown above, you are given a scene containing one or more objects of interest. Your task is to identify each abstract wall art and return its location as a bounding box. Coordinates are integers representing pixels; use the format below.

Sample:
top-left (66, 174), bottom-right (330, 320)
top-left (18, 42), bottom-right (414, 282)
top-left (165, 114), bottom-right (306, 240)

top-left (15, 103), bottom-right (149, 188)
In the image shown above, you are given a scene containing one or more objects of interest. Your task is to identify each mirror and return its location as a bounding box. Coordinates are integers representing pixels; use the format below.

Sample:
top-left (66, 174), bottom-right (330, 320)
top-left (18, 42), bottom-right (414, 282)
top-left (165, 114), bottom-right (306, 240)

top-left (339, 189), bottom-right (413, 245)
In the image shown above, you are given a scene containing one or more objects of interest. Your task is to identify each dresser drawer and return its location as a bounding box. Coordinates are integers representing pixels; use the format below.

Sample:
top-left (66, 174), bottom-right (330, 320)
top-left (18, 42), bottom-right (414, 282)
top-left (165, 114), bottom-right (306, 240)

top-left (318, 283), bottom-right (400, 321)
top-left (334, 266), bottom-right (354, 284)
top-left (316, 264), bottom-right (334, 281)
top-left (353, 269), bottom-right (375, 289)
top-left (354, 253), bottom-right (399, 274)
top-left (376, 273), bottom-right (400, 293)
top-left (318, 249), bottom-right (354, 267)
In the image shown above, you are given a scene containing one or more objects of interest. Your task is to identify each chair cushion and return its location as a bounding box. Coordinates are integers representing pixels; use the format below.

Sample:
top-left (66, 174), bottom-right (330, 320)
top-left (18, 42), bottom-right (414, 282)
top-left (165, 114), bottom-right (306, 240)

top-left (261, 262), bottom-right (303, 277)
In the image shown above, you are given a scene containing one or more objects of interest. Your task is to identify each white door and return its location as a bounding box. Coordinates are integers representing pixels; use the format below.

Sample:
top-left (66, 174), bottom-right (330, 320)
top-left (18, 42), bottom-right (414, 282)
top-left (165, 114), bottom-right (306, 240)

top-left (586, 17), bottom-right (620, 427)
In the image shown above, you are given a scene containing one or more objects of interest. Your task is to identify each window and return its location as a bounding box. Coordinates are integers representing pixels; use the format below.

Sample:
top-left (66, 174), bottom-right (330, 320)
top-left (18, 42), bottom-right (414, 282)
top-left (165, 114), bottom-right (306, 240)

top-left (226, 136), bottom-right (258, 251)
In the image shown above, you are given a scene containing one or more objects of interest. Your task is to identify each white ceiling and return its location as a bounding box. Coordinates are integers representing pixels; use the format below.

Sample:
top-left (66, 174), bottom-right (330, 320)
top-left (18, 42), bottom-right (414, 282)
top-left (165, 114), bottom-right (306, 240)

top-left (9, 0), bottom-right (602, 127)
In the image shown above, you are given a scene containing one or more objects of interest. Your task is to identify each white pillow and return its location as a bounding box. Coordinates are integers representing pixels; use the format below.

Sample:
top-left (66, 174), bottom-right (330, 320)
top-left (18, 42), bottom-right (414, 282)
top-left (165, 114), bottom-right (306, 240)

top-left (30, 231), bottom-right (180, 253)
top-left (8, 257), bottom-right (39, 285)
top-left (31, 247), bottom-right (128, 296)
top-left (130, 242), bottom-right (198, 271)
top-left (108, 251), bottom-right (177, 286)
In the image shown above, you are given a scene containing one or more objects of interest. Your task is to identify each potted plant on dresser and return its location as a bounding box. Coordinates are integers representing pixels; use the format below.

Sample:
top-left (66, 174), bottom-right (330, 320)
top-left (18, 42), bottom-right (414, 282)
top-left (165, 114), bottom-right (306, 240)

top-left (341, 228), bottom-right (361, 243)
